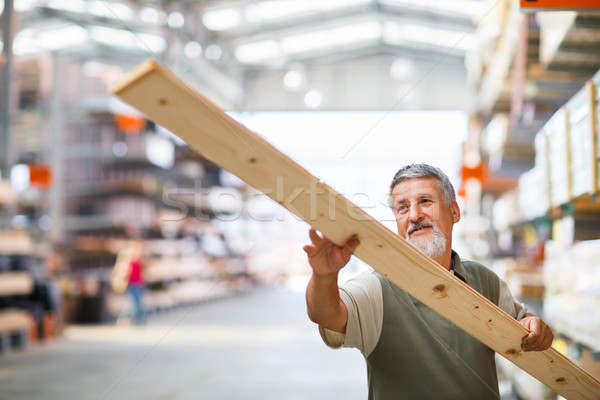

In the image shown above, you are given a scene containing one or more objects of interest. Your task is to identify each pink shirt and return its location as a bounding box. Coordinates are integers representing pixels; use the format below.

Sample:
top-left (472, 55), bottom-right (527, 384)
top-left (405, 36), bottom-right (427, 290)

top-left (128, 259), bottom-right (143, 284)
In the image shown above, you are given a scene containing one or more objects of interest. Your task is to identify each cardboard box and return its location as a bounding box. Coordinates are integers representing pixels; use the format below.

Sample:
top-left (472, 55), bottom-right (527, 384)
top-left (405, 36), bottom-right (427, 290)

top-left (518, 166), bottom-right (549, 220)
top-left (593, 70), bottom-right (600, 192)
top-left (544, 108), bottom-right (571, 207)
top-left (566, 82), bottom-right (597, 198)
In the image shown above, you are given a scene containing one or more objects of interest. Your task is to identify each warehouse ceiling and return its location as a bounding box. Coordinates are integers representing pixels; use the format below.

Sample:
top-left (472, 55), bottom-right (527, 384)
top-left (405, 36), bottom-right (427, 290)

top-left (190, 0), bottom-right (478, 66)
top-left (6, 1), bottom-right (600, 183)
top-left (6, 0), bottom-right (483, 111)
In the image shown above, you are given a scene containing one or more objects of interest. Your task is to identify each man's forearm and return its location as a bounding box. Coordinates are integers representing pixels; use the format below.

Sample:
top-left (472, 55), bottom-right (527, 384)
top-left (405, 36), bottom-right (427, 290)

top-left (306, 273), bottom-right (347, 333)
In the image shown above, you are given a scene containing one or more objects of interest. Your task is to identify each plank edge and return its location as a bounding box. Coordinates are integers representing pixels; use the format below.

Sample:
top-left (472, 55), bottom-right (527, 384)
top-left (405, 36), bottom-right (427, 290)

top-left (108, 58), bottom-right (162, 96)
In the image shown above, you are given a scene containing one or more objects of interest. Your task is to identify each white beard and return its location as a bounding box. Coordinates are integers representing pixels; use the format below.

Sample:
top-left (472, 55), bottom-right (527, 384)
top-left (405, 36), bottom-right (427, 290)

top-left (406, 221), bottom-right (447, 259)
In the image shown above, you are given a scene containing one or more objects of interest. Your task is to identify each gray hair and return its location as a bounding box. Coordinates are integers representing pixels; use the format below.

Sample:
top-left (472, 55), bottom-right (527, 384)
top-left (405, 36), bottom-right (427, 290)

top-left (389, 164), bottom-right (456, 206)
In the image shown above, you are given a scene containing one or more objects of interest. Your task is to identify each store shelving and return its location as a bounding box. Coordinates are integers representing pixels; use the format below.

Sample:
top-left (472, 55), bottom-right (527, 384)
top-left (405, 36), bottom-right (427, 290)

top-left (0, 182), bottom-right (33, 353)
top-left (486, 73), bottom-right (600, 400)
top-left (467, 2), bottom-right (597, 192)
top-left (473, 13), bottom-right (600, 391)
top-left (43, 55), bottom-right (255, 323)
top-left (539, 11), bottom-right (600, 73)
top-left (543, 240), bottom-right (600, 351)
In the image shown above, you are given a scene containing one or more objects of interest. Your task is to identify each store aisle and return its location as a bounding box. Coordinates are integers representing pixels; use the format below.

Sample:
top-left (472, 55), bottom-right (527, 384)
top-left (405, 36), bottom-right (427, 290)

top-left (0, 285), bottom-right (367, 400)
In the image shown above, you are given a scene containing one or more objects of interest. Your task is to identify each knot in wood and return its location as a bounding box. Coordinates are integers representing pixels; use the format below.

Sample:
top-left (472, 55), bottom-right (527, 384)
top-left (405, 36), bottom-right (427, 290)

top-left (505, 348), bottom-right (521, 357)
top-left (432, 284), bottom-right (448, 298)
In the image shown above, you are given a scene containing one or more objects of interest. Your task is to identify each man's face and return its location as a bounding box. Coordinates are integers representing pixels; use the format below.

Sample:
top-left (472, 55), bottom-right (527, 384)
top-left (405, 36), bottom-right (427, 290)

top-left (390, 177), bottom-right (460, 259)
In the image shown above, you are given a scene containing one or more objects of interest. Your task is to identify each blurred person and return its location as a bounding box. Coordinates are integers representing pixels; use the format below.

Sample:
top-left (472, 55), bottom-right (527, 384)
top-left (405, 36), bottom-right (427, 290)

top-left (304, 163), bottom-right (553, 399)
top-left (111, 239), bottom-right (146, 325)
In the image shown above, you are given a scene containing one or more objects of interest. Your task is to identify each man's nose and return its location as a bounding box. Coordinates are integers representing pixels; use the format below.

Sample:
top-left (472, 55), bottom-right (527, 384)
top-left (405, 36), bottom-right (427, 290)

top-left (408, 203), bottom-right (423, 222)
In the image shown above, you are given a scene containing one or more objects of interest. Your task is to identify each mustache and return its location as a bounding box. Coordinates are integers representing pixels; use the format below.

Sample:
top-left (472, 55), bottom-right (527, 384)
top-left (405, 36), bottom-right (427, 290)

top-left (406, 220), bottom-right (436, 236)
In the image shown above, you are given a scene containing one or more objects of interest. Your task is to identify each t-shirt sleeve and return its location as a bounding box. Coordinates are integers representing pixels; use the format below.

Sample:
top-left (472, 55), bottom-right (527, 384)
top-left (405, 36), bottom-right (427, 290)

top-left (497, 278), bottom-right (528, 320)
top-left (318, 271), bottom-right (383, 357)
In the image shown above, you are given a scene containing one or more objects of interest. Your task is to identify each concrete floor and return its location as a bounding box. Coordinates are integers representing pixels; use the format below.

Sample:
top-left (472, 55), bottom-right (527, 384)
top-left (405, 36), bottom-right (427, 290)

top-left (0, 286), bottom-right (367, 400)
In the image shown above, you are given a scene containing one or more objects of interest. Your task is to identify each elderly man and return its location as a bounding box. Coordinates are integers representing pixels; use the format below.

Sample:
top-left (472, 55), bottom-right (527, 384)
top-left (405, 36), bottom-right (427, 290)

top-left (304, 163), bottom-right (553, 399)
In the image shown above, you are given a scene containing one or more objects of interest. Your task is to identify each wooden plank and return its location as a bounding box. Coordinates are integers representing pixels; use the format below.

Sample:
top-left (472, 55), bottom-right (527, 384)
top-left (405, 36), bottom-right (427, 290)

top-left (0, 231), bottom-right (33, 255)
top-left (0, 272), bottom-right (34, 296)
top-left (110, 59), bottom-right (600, 400)
top-left (0, 180), bottom-right (16, 205)
top-left (0, 310), bottom-right (31, 333)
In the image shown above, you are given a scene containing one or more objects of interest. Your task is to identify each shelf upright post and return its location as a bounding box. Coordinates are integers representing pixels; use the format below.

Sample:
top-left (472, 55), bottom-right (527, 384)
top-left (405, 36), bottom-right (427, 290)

top-left (0, 0), bottom-right (14, 229)
top-left (48, 53), bottom-right (64, 244)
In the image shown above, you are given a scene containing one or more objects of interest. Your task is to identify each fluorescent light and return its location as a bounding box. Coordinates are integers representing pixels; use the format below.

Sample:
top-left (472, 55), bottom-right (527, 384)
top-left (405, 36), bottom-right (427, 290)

top-left (202, 7), bottom-right (243, 31)
top-left (46, 0), bottom-right (134, 22)
top-left (235, 21), bottom-right (381, 63)
top-left (11, 164), bottom-right (30, 192)
top-left (205, 44), bottom-right (223, 60)
top-left (284, 69), bottom-right (306, 91)
top-left (90, 26), bottom-right (165, 53)
top-left (88, 1), bottom-right (133, 21)
top-left (235, 40), bottom-right (282, 64)
top-left (390, 58), bottom-right (416, 81)
top-left (146, 135), bottom-right (175, 169)
top-left (329, 21), bottom-right (382, 46)
top-left (383, 21), bottom-right (475, 51)
top-left (140, 7), bottom-right (166, 25)
top-left (168, 11), bottom-right (185, 28)
top-left (14, 35), bottom-right (39, 55)
top-left (202, 0), bottom-right (372, 32)
top-left (281, 30), bottom-right (331, 54)
top-left (381, 0), bottom-right (482, 17)
top-left (245, 1), bottom-right (303, 23)
top-left (90, 26), bottom-right (134, 47)
top-left (15, 0), bottom-right (40, 12)
top-left (317, 0), bottom-right (372, 11)
top-left (47, 0), bottom-right (86, 13)
top-left (304, 90), bottom-right (323, 108)
top-left (36, 25), bottom-right (89, 51)
top-left (136, 32), bottom-right (166, 53)
top-left (245, 0), bottom-right (371, 24)
top-left (280, 21), bottom-right (381, 55)
top-left (184, 41), bottom-right (203, 58)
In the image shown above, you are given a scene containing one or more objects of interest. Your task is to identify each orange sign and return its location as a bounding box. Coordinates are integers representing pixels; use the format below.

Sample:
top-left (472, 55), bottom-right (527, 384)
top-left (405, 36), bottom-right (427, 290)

top-left (115, 113), bottom-right (146, 134)
top-left (28, 163), bottom-right (52, 189)
top-left (461, 162), bottom-right (486, 183)
top-left (521, 0), bottom-right (600, 10)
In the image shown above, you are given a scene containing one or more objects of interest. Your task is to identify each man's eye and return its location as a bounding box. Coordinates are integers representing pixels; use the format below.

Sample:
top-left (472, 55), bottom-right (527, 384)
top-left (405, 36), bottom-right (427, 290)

top-left (397, 205), bottom-right (408, 214)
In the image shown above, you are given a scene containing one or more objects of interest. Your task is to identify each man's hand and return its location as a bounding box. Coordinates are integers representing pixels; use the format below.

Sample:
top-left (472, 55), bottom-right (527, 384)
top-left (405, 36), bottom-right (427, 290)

top-left (304, 229), bottom-right (359, 331)
top-left (303, 229), bottom-right (360, 277)
top-left (519, 314), bottom-right (554, 352)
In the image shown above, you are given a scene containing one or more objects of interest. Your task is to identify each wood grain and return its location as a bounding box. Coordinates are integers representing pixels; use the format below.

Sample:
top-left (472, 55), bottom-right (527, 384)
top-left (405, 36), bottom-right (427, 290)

top-left (110, 59), bottom-right (600, 400)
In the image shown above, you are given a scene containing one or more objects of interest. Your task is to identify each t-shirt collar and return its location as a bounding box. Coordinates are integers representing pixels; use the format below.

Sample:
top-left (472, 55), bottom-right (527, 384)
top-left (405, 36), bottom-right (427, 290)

top-left (450, 250), bottom-right (468, 284)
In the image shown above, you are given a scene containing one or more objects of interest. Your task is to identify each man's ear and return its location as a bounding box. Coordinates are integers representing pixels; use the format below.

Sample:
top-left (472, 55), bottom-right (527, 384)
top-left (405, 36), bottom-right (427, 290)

top-left (451, 201), bottom-right (461, 224)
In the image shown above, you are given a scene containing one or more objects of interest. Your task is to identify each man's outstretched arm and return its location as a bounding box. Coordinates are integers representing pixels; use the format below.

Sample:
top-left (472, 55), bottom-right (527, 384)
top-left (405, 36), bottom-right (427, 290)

top-left (304, 229), bottom-right (360, 333)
